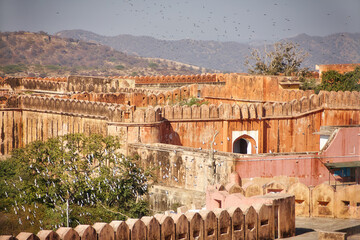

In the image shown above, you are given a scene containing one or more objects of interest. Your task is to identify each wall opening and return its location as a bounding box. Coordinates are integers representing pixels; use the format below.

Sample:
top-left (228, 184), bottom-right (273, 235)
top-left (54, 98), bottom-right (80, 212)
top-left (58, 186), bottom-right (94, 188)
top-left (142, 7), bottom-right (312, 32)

top-left (233, 138), bottom-right (251, 154)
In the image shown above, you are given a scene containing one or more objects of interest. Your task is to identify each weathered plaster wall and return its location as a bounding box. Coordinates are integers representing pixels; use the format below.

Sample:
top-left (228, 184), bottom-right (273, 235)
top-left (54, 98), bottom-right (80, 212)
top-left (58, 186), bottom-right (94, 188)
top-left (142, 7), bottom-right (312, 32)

top-left (0, 110), bottom-right (22, 157)
top-left (128, 143), bottom-right (235, 193)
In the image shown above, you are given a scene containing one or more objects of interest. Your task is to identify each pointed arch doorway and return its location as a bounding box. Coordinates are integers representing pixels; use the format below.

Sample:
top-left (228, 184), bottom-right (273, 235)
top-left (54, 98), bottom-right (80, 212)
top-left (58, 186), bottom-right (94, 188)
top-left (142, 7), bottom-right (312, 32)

top-left (232, 134), bottom-right (257, 154)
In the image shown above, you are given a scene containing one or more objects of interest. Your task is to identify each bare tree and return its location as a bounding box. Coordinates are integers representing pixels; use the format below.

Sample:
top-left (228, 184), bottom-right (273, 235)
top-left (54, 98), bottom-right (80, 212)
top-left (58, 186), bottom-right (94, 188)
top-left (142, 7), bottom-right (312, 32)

top-left (245, 41), bottom-right (309, 76)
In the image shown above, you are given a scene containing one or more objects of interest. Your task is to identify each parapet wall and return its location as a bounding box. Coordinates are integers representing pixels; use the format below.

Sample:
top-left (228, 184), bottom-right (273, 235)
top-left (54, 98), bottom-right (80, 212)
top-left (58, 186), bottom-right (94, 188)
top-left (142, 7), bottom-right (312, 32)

top-left (220, 181), bottom-right (360, 219)
top-left (21, 78), bottom-right (67, 92)
top-left (17, 95), bottom-right (133, 123)
top-left (1, 90), bottom-right (359, 156)
top-left (67, 76), bottom-right (135, 93)
top-left (126, 73), bottom-right (219, 84)
top-left (200, 74), bottom-right (315, 103)
top-left (0, 194), bottom-right (295, 239)
top-left (4, 89), bottom-right (360, 123)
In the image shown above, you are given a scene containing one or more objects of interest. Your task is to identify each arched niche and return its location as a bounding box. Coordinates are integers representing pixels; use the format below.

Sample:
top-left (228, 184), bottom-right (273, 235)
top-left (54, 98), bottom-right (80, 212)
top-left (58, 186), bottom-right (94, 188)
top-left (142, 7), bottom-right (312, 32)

top-left (233, 134), bottom-right (257, 154)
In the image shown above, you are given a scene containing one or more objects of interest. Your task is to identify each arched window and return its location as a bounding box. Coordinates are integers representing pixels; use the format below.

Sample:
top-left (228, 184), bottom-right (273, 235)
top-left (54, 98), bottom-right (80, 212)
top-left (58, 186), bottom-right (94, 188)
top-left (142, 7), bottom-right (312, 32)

top-left (234, 138), bottom-right (250, 154)
top-left (233, 134), bottom-right (256, 154)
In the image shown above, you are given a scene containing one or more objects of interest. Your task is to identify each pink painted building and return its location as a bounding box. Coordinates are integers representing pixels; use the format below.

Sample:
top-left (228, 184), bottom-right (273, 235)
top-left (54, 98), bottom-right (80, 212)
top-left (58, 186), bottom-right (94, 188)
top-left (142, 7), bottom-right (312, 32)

top-left (234, 126), bottom-right (360, 186)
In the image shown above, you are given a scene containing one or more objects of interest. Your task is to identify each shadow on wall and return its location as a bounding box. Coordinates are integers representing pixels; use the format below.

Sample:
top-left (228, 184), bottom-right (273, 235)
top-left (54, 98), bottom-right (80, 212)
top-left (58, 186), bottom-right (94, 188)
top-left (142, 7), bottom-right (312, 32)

top-left (160, 120), bottom-right (181, 146)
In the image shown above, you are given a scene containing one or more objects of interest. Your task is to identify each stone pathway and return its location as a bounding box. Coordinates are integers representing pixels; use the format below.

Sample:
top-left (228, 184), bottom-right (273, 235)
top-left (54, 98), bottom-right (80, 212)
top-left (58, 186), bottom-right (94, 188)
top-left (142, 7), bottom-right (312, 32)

top-left (285, 217), bottom-right (360, 239)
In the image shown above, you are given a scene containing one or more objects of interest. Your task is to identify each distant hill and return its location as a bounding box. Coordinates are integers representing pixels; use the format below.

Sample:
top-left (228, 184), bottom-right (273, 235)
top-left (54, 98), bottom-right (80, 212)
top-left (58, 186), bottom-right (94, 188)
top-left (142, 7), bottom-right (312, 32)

top-left (57, 30), bottom-right (360, 72)
top-left (286, 33), bottom-right (360, 68)
top-left (0, 31), bottom-right (208, 77)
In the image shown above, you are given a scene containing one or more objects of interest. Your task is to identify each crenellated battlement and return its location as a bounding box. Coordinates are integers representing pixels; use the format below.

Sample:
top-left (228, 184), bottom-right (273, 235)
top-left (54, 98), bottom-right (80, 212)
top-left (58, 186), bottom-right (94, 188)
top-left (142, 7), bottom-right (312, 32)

top-left (22, 76), bottom-right (67, 82)
top-left (1, 73), bottom-right (359, 157)
top-left (17, 95), bottom-right (134, 122)
top-left (21, 78), bottom-right (67, 92)
top-left (7, 90), bottom-right (358, 124)
top-left (0, 193), bottom-right (295, 240)
top-left (119, 73), bottom-right (220, 84)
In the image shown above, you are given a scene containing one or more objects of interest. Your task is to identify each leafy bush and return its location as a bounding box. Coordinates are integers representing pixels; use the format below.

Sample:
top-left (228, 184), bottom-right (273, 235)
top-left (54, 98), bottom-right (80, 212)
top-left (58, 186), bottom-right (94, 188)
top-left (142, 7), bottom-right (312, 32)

top-left (178, 97), bottom-right (208, 106)
top-left (0, 133), bottom-right (151, 234)
top-left (148, 62), bottom-right (158, 69)
top-left (114, 65), bottom-right (125, 70)
top-left (0, 64), bottom-right (27, 74)
top-left (317, 67), bottom-right (360, 92)
top-left (299, 78), bottom-right (318, 91)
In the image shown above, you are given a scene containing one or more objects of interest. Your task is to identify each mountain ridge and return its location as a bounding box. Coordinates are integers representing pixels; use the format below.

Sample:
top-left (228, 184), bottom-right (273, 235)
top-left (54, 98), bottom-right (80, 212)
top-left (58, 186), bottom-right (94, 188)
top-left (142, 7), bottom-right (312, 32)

top-left (56, 30), bottom-right (360, 72)
top-left (0, 31), bottom-right (209, 77)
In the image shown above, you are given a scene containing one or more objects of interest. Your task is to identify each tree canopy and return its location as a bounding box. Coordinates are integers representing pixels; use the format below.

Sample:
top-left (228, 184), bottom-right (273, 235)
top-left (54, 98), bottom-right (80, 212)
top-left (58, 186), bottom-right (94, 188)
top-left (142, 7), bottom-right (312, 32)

top-left (245, 41), bottom-right (309, 76)
top-left (317, 66), bottom-right (360, 92)
top-left (0, 133), bottom-right (152, 234)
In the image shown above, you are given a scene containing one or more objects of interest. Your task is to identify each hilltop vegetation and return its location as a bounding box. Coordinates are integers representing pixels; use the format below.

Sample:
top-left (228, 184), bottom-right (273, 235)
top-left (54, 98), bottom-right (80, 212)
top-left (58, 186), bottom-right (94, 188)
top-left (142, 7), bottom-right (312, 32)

top-left (0, 31), bottom-right (210, 77)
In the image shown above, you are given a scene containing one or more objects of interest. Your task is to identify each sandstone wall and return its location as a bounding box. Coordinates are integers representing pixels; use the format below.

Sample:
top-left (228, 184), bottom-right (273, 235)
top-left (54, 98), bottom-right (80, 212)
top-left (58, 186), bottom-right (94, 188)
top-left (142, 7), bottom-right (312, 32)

top-left (1, 89), bottom-right (359, 155)
top-left (67, 76), bottom-right (134, 93)
top-left (129, 73), bottom-right (219, 84)
top-left (209, 180), bottom-right (360, 219)
top-left (0, 203), bottom-right (293, 240)
top-left (128, 143), bottom-right (234, 193)
top-left (200, 74), bottom-right (314, 103)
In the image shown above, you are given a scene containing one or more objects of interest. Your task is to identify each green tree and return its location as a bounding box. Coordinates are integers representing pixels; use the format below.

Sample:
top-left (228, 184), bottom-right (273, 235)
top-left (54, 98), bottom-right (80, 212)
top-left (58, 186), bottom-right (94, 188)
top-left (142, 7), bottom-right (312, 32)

top-left (114, 65), bottom-right (125, 70)
top-left (0, 133), bottom-right (151, 234)
top-left (148, 62), bottom-right (158, 69)
top-left (245, 41), bottom-right (308, 76)
top-left (317, 67), bottom-right (360, 92)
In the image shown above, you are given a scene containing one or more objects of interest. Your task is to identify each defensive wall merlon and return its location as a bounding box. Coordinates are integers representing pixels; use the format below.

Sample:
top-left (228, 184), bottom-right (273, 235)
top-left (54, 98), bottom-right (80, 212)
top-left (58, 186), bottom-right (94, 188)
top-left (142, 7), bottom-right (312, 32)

top-left (1, 73), bottom-right (300, 95)
top-left (0, 74), bottom-right (219, 93)
top-left (208, 180), bottom-right (360, 219)
top-left (127, 73), bottom-right (219, 84)
top-left (4, 90), bottom-right (359, 123)
top-left (0, 193), bottom-right (295, 240)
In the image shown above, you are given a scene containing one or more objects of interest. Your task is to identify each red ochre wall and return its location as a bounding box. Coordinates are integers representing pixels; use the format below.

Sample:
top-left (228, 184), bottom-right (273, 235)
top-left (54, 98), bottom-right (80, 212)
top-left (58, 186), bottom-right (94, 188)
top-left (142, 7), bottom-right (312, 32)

top-left (157, 108), bottom-right (358, 155)
top-left (234, 127), bottom-right (360, 186)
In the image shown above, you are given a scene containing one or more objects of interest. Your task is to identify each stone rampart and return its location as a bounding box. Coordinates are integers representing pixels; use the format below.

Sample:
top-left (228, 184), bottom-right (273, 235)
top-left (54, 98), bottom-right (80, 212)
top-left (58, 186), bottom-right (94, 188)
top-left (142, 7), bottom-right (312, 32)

top-left (67, 76), bottom-right (135, 93)
top-left (0, 200), bottom-right (294, 240)
top-left (197, 74), bottom-right (320, 104)
top-left (13, 90), bottom-right (360, 123)
top-left (21, 78), bottom-right (67, 92)
top-left (19, 95), bottom-right (131, 122)
top-left (127, 73), bottom-right (219, 84)
top-left (1, 90), bottom-right (359, 155)
top-left (137, 90), bottom-right (359, 122)
top-left (210, 178), bottom-right (360, 219)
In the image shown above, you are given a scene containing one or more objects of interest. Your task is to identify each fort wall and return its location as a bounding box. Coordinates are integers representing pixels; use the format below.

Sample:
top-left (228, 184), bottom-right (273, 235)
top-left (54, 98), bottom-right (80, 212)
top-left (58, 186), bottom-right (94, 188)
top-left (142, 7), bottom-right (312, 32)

top-left (0, 196), bottom-right (295, 240)
top-left (208, 181), bottom-right (360, 220)
top-left (0, 90), bottom-right (359, 155)
top-left (67, 76), bottom-right (135, 93)
top-left (128, 73), bottom-right (219, 84)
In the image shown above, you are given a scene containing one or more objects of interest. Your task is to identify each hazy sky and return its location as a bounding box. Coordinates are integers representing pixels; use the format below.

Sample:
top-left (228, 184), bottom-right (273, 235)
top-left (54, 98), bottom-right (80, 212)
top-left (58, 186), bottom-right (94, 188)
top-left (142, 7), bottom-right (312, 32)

top-left (0, 0), bottom-right (359, 42)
